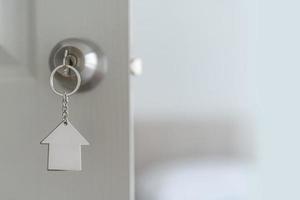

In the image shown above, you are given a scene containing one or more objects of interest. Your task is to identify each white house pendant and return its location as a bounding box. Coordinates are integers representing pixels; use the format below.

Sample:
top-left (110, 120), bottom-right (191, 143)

top-left (41, 120), bottom-right (89, 171)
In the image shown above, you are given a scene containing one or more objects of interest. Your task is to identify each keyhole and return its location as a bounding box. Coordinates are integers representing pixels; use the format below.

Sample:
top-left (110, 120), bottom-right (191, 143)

top-left (65, 55), bottom-right (77, 66)
top-left (63, 54), bottom-right (77, 76)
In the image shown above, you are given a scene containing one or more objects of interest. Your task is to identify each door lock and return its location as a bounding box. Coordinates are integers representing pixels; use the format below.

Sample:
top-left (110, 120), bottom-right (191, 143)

top-left (49, 38), bottom-right (107, 91)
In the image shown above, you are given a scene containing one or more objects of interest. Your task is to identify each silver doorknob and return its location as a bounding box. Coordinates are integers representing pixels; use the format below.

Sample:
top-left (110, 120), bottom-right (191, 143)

top-left (49, 38), bottom-right (107, 91)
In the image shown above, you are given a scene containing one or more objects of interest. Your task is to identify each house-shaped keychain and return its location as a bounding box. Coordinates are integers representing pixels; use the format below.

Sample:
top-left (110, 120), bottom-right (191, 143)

top-left (41, 120), bottom-right (89, 171)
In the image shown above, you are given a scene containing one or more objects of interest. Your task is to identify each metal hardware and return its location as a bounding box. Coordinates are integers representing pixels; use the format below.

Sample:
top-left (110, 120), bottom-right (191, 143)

top-left (62, 92), bottom-right (69, 125)
top-left (50, 62), bottom-right (81, 97)
top-left (49, 38), bottom-right (107, 91)
top-left (50, 53), bottom-right (82, 125)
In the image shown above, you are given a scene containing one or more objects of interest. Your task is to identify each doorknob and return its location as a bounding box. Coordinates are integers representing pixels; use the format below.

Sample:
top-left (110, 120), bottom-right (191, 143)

top-left (49, 38), bottom-right (107, 91)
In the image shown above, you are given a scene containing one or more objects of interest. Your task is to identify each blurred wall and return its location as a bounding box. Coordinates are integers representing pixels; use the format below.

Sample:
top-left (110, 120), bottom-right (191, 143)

top-left (254, 1), bottom-right (300, 199)
top-left (132, 0), bottom-right (300, 199)
top-left (131, 0), bottom-right (258, 169)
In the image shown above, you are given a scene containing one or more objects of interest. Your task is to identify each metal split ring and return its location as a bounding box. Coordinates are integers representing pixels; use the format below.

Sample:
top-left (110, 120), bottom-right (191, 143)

top-left (50, 64), bottom-right (81, 96)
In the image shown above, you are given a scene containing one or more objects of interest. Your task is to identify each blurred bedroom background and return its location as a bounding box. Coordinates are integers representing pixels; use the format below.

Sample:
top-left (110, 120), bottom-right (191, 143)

top-left (131, 0), bottom-right (300, 200)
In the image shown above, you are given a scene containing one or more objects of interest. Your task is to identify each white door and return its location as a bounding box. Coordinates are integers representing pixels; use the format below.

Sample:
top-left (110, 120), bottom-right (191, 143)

top-left (0, 0), bottom-right (132, 199)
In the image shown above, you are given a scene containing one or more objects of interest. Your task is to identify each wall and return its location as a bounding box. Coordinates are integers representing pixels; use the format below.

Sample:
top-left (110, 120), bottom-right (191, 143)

top-left (132, 0), bottom-right (300, 199)
top-left (131, 0), bottom-right (257, 168)
top-left (255, 1), bottom-right (300, 199)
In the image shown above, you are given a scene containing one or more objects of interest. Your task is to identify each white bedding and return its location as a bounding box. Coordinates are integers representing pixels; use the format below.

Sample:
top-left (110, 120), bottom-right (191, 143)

top-left (136, 159), bottom-right (254, 200)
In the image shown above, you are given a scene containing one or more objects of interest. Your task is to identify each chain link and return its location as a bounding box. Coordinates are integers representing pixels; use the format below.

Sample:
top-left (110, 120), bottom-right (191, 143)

top-left (62, 92), bottom-right (69, 125)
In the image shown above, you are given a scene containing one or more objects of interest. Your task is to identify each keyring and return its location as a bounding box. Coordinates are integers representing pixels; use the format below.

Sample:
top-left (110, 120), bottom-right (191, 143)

top-left (50, 64), bottom-right (81, 96)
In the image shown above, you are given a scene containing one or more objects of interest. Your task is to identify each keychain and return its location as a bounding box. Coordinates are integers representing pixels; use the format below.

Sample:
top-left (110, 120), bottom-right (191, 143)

top-left (41, 50), bottom-right (89, 171)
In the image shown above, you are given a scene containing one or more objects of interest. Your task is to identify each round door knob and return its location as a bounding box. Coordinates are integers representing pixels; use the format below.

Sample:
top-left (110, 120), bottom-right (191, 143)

top-left (49, 38), bottom-right (107, 91)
